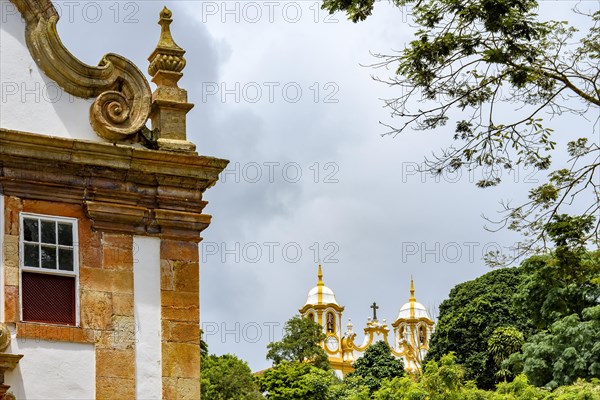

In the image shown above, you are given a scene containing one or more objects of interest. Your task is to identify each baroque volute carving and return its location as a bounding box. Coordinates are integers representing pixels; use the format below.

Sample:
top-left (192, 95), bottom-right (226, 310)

top-left (11, 0), bottom-right (152, 142)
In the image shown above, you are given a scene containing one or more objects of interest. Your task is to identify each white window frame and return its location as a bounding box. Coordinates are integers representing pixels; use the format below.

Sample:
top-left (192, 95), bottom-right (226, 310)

top-left (19, 212), bottom-right (80, 327)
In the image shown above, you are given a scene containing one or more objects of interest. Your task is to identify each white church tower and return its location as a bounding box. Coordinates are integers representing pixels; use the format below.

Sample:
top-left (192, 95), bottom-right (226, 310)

top-left (299, 265), bottom-right (349, 376)
top-left (391, 278), bottom-right (435, 371)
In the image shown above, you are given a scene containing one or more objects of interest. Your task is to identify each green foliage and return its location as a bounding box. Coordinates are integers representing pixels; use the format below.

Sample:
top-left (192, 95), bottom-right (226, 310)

top-left (514, 216), bottom-right (600, 330)
top-left (301, 367), bottom-right (340, 399)
top-left (266, 315), bottom-right (330, 370)
top-left (370, 355), bottom-right (600, 399)
top-left (328, 376), bottom-right (371, 400)
top-left (257, 361), bottom-right (339, 400)
top-left (493, 374), bottom-right (548, 399)
top-left (320, 0), bottom-right (377, 22)
top-left (420, 353), bottom-right (468, 399)
top-left (254, 351), bottom-right (600, 399)
top-left (374, 353), bottom-right (492, 400)
top-left (200, 354), bottom-right (262, 400)
top-left (425, 267), bottom-right (534, 389)
top-left (347, 341), bottom-right (405, 393)
top-left (487, 326), bottom-right (524, 381)
top-left (373, 376), bottom-right (429, 400)
top-left (507, 306), bottom-right (600, 389)
top-left (514, 250), bottom-right (600, 330)
top-left (488, 326), bottom-right (524, 366)
top-left (428, 218), bottom-right (599, 390)
top-left (546, 379), bottom-right (600, 399)
top-left (371, 356), bottom-right (600, 398)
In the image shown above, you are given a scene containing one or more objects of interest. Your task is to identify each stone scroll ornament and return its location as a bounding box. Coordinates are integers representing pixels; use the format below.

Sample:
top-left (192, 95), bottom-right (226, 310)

top-left (11, 0), bottom-right (152, 142)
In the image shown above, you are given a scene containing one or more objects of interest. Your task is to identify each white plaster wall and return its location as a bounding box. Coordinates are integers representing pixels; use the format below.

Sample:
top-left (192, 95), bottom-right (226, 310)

top-left (0, 0), bottom-right (102, 141)
top-left (358, 330), bottom-right (387, 348)
top-left (133, 236), bottom-right (162, 399)
top-left (5, 332), bottom-right (96, 399)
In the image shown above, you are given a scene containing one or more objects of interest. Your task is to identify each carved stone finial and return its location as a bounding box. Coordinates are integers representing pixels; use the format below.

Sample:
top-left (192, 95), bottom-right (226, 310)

top-left (148, 6), bottom-right (186, 83)
top-left (346, 318), bottom-right (353, 332)
top-left (148, 6), bottom-right (196, 153)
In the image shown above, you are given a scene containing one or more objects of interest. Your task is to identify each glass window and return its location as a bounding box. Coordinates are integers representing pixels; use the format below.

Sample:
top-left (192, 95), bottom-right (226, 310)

top-left (20, 214), bottom-right (78, 326)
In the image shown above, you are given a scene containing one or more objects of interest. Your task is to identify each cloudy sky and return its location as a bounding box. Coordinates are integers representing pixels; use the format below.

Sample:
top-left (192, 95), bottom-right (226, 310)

top-left (47, 0), bottom-right (599, 371)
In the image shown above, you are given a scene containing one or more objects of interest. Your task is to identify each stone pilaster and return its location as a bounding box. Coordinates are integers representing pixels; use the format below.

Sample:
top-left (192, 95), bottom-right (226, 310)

top-left (3, 197), bottom-right (21, 325)
top-left (94, 233), bottom-right (136, 399)
top-left (160, 239), bottom-right (200, 399)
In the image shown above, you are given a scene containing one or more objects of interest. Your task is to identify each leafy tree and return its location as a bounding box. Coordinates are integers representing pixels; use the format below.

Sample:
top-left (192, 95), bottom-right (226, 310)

top-left (373, 376), bottom-right (429, 400)
top-left (371, 354), bottom-right (599, 399)
top-left (301, 367), bottom-right (342, 399)
top-left (420, 353), bottom-right (469, 399)
top-left (200, 354), bottom-right (263, 400)
top-left (257, 361), bottom-right (338, 400)
top-left (494, 374), bottom-right (548, 399)
top-left (546, 379), bottom-right (600, 399)
top-left (347, 340), bottom-right (405, 393)
top-left (487, 326), bottom-right (524, 381)
top-left (266, 315), bottom-right (330, 370)
top-left (329, 376), bottom-right (371, 400)
top-left (322, 0), bottom-right (600, 252)
top-left (514, 215), bottom-right (600, 329)
top-left (426, 267), bottom-right (534, 389)
top-left (375, 354), bottom-right (491, 400)
top-left (507, 305), bottom-right (600, 389)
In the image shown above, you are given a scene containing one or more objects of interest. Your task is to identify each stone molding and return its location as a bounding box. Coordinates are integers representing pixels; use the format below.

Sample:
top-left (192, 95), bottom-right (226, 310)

top-left (0, 324), bottom-right (23, 400)
top-left (10, 0), bottom-right (152, 143)
top-left (0, 129), bottom-right (228, 240)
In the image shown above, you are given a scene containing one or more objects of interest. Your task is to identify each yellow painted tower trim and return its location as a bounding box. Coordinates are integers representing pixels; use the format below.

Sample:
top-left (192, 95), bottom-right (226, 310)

top-left (317, 264), bottom-right (324, 304)
top-left (409, 276), bottom-right (416, 319)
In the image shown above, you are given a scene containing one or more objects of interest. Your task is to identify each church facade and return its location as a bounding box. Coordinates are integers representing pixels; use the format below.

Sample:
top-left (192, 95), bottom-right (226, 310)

top-left (299, 266), bottom-right (435, 377)
top-left (1, 0), bottom-right (227, 398)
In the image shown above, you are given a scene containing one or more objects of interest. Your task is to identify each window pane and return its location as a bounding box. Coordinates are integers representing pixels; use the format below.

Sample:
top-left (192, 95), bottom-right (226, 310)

top-left (24, 243), bottom-right (39, 267)
top-left (41, 221), bottom-right (56, 244)
top-left (58, 249), bottom-right (74, 271)
top-left (41, 246), bottom-right (57, 269)
top-left (23, 219), bottom-right (39, 242)
top-left (58, 223), bottom-right (73, 246)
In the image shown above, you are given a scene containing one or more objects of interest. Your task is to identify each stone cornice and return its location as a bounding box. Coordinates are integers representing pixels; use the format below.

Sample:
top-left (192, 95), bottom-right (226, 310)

top-left (11, 0), bottom-right (152, 143)
top-left (0, 129), bottom-right (229, 241)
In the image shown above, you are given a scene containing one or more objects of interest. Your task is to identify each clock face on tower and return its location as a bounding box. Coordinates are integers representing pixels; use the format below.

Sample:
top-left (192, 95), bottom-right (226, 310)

top-left (325, 336), bottom-right (339, 352)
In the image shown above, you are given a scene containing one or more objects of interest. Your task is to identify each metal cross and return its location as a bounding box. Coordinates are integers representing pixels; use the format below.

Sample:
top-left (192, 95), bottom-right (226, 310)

top-left (370, 302), bottom-right (379, 320)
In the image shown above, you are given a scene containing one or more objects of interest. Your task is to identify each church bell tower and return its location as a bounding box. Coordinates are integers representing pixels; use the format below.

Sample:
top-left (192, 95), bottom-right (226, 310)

top-left (298, 265), bottom-right (347, 375)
